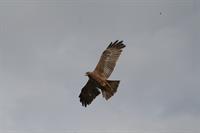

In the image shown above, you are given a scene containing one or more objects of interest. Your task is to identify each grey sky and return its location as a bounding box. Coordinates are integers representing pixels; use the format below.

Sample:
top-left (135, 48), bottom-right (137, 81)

top-left (0, 0), bottom-right (200, 132)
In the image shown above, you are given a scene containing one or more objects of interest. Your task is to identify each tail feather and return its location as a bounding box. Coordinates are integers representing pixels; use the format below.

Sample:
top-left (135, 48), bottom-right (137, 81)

top-left (101, 80), bottom-right (120, 100)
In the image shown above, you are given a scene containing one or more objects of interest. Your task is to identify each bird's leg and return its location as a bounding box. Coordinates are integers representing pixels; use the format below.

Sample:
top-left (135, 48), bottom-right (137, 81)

top-left (106, 81), bottom-right (113, 91)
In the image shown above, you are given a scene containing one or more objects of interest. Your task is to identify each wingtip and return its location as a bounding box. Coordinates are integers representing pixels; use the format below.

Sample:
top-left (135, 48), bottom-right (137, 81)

top-left (108, 40), bottom-right (126, 49)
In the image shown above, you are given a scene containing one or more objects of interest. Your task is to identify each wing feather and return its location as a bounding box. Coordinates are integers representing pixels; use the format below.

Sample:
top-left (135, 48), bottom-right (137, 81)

top-left (94, 40), bottom-right (125, 78)
top-left (79, 79), bottom-right (100, 107)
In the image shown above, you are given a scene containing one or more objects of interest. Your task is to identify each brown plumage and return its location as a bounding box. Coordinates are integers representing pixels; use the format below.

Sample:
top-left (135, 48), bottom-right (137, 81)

top-left (79, 40), bottom-right (126, 107)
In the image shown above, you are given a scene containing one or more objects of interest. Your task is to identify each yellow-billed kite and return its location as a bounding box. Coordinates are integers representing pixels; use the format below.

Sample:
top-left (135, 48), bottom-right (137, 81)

top-left (79, 40), bottom-right (126, 107)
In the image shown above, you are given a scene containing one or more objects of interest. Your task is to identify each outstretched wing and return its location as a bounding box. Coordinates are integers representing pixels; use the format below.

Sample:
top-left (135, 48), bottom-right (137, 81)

top-left (79, 79), bottom-right (100, 107)
top-left (94, 40), bottom-right (125, 78)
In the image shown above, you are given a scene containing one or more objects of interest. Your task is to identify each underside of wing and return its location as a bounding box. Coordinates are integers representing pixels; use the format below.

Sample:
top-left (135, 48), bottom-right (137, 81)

top-left (79, 79), bottom-right (100, 107)
top-left (94, 40), bottom-right (126, 78)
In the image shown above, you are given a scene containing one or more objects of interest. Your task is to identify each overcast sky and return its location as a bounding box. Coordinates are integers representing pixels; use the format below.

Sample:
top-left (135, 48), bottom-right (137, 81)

top-left (0, 0), bottom-right (200, 132)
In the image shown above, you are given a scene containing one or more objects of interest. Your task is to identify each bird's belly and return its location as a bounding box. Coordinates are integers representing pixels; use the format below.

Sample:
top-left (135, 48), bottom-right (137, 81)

top-left (90, 74), bottom-right (106, 87)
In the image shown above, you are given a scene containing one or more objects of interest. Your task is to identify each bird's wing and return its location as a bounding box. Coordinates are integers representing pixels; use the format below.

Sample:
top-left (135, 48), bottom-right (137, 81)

top-left (93, 40), bottom-right (125, 78)
top-left (79, 79), bottom-right (100, 107)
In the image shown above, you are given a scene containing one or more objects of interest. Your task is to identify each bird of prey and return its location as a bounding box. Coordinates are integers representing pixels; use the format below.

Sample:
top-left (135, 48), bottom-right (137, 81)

top-left (79, 40), bottom-right (126, 107)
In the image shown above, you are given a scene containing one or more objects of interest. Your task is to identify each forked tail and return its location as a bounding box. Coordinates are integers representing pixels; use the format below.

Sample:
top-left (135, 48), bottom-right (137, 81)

top-left (101, 80), bottom-right (120, 100)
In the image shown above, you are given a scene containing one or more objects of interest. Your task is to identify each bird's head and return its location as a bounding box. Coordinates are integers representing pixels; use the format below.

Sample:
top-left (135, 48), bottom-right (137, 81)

top-left (85, 72), bottom-right (91, 76)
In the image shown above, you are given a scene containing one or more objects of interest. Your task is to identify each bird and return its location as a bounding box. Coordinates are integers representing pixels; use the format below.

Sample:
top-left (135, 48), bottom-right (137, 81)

top-left (79, 40), bottom-right (126, 107)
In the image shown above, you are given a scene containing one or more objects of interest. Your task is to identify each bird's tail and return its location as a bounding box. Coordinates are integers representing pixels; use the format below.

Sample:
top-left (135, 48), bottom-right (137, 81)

top-left (101, 80), bottom-right (120, 100)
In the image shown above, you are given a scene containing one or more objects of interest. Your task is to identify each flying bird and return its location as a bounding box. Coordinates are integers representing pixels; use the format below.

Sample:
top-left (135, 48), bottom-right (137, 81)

top-left (79, 40), bottom-right (126, 107)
